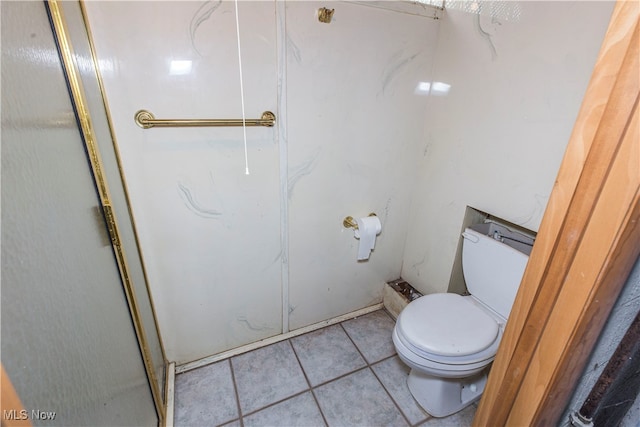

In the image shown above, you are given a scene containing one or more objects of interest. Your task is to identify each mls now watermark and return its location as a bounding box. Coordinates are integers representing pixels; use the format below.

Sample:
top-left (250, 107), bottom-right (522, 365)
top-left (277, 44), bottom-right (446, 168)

top-left (3, 409), bottom-right (57, 421)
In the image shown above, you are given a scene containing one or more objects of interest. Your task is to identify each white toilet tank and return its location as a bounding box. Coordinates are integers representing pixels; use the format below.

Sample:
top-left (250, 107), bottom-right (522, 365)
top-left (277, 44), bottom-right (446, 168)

top-left (461, 223), bottom-right (533, 320)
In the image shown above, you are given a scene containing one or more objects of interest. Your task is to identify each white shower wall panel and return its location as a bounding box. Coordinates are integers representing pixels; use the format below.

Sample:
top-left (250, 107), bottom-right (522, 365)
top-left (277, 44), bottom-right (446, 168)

top-left (401, 1), bottom-right (614, 295)
top-left (285, 2), bottom-right (440, 329)
top-left (83, 1), bottom-right (282, 363)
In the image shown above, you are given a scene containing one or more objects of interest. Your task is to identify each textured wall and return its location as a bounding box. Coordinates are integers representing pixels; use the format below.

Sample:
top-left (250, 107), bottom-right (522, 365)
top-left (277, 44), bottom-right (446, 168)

top-left (285, 1), bottom-right (440, 330)
top-left (84, 1), bottom-right (283, 364)
top-left (82, 1), bottom-right (615, 365)
top-left (83, 1), bottom-right (440, 363)
top-left (401, 1), bottom-right (614, 295)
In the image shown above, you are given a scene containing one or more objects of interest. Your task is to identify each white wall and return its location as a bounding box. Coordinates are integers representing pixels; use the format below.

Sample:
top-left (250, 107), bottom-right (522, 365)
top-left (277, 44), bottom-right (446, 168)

top-left (285, 1), bottom-right (440, 329)
top-left (401, 1), bottom-right (614, 295)
top-left (84, 1), bottom-right (614, 364)
top-left (84, 1), bottom-right (283, 364)
top-left (84, 1), bottom-right (441, 363)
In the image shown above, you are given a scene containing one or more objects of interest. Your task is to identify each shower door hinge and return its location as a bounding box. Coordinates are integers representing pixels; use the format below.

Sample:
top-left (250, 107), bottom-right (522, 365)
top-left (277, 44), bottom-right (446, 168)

top-left (102, 204), bottom-right (121, 247)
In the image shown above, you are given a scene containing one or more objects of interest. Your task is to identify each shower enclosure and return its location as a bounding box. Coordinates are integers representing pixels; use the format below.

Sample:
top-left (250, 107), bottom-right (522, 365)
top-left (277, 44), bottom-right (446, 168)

top-left (81, 0), bottom-right (439, 366)
top-left (2, 1), bottom-right (167, 423)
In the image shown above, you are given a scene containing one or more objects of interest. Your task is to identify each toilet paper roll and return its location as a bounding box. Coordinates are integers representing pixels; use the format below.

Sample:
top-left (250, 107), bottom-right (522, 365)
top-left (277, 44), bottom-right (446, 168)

top-left (354, 216), bottom-right (382, 260)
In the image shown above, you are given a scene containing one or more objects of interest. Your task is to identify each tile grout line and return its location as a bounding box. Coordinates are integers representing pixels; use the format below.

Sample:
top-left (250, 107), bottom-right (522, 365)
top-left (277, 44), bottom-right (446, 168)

top-left (369, 361), bottom-right (414, 427)
top-left (227, 358), bottom-right (245, 427)
top-left (376, 311), bottom-right (431, 426)
top-left (339, 322), bottom-right (370, 364)
top-left (287, 339), bottom-right (313, 390)
top-left (371, 312), bottom-right (416, 426)
top-left (182, 310), bottom-right (427, 427)
top-left (227, 340), bottom-right (317, 422)
top-left (288, 339), bottom-right (330, 427)
top-left (340, 317), bottom-right (394, 367)
top-left (239, 389), bottom-right (312, 420)
top-left (378, 312), bottom-right (433, 426)
top-left (312, 365), bottom-right (372, 390)
top-left (222, 347), bottom-right (429, 427)
top-left (236, 317), bottom-right (399, 423)
top-left (339, 314), bottom-right (416, 426)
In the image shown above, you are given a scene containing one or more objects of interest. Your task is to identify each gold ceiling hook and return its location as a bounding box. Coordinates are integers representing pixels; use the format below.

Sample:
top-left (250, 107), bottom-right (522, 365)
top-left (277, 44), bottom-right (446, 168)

top-left (318, 7), bottom-right (334, 24)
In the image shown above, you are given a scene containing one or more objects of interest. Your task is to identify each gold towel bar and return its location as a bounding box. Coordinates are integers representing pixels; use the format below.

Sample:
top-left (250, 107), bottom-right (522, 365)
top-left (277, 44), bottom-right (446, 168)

top-left (134, 110), bottom-right (276, 129)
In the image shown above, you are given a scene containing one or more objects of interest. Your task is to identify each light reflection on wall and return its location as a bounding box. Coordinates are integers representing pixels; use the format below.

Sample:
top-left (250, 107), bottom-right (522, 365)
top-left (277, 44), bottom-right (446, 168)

top-left (169, 60), bottom-right (193, 76)
top-left (415, 81), bottom-right (451, 96)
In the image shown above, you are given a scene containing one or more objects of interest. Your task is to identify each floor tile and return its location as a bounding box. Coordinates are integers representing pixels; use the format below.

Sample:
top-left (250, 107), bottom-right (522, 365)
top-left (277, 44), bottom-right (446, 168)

top-left (174, 360), bottom-right (238, 427)
top-left (342, 310), bottom-right (397, 363)
top-left (314, 368), bottom-right (409, 427)
top-left (372, 356), bottom-right (429, 425)
top-left (418, 404), bottom-right (476, 427)
top-left (292, 324), bottom-right (366, 386)
top-left (231, 340), bottom-right (308, 414)
top-left (174, 310), bottom-right (481, 427)
top-left (243, 392), bottom-right (325, 427)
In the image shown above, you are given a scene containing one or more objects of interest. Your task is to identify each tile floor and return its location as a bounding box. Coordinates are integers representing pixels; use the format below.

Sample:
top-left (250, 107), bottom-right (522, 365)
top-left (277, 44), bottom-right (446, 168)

top-left (174, 310), bottom-right (477, 427)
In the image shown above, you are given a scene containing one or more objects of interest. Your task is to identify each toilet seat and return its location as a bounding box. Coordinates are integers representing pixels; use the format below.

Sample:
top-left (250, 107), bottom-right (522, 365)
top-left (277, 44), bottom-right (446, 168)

top-left (390, 225), bottom-right (531, 418)
top-left (393, 327), bottom-right (496, 378)
top-left (395, 293), bottom-right (500, 366)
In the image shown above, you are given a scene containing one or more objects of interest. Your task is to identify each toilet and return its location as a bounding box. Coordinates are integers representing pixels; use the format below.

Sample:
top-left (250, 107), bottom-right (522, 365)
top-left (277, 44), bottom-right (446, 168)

top-left (392, 222), bottom-right (533, 417)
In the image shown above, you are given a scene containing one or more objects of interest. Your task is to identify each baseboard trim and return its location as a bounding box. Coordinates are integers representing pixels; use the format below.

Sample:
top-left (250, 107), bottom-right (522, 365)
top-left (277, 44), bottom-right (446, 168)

top-left (164, 362), bottom-right (175, 427)
top-left (175, 303), bottom-right (384, 374)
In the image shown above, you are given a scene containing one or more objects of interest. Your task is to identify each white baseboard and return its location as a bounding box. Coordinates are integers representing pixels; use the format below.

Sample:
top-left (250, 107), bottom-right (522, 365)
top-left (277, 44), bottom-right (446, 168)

top-left (175, 303), bottom-right (384, 374)
top-left (164, 362), bottom-right (175, 427)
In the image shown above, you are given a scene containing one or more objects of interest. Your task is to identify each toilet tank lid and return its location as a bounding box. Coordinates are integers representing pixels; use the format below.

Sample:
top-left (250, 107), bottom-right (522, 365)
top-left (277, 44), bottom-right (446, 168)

top-left (397, 293), bottom-right (499, 357)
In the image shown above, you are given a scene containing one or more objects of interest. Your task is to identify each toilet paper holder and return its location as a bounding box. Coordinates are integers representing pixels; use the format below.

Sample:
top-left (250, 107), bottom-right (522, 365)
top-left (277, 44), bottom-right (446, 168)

top-left (343, 213), bottom-right (377, 230)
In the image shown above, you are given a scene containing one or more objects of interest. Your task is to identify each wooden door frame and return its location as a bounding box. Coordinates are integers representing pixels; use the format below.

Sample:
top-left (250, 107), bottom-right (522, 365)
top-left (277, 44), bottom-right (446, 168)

top-left (474, 2), bottom-right (639, 425)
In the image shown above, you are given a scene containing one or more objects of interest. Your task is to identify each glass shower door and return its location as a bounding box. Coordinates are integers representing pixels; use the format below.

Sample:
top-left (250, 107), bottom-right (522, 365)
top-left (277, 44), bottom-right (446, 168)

top-left (1, 1), bottom-right (160, 424)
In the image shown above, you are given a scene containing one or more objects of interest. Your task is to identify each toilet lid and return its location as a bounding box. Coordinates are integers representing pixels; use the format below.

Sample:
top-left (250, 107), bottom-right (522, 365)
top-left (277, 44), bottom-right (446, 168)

top-left (397, 293), bottom-right (499, 357)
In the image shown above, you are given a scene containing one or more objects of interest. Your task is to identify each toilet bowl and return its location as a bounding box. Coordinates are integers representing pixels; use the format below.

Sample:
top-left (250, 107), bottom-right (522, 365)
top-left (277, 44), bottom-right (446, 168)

top-left (392, 293), bottom-right (504, 417)
top-left (394, 293), bottom-right (503, 377)
top-left (392, 222), bottom-right (533, 417)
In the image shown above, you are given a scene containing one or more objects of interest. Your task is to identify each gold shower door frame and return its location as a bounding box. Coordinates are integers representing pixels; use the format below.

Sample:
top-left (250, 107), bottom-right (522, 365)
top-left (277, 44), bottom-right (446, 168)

top-left (47, 1), bottom-right (168, 422)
